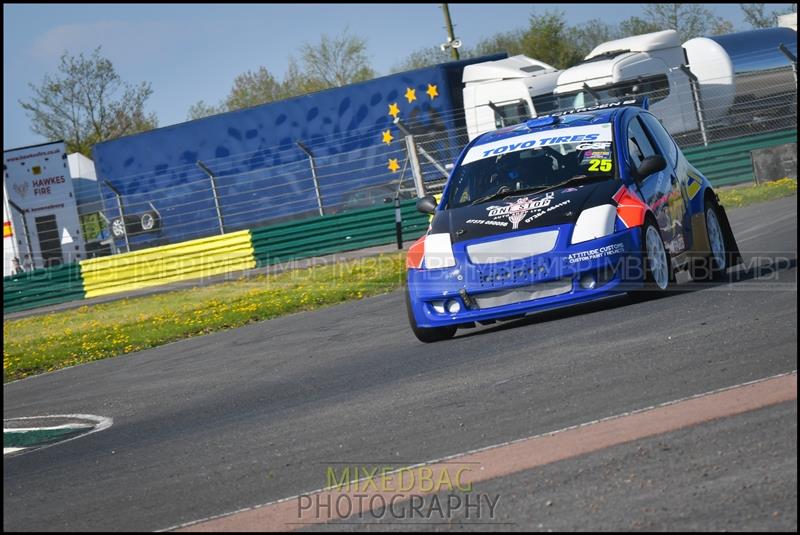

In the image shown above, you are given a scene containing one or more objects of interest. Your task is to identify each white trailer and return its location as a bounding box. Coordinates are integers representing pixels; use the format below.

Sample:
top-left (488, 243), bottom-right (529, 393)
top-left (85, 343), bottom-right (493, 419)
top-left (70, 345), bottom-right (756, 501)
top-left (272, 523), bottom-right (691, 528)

top-left (551, 27), bottom-right (797, 137)
top-left (3, 141), bottom-right (87, 277)
top-left (460, 27), bottom-right (796, 143)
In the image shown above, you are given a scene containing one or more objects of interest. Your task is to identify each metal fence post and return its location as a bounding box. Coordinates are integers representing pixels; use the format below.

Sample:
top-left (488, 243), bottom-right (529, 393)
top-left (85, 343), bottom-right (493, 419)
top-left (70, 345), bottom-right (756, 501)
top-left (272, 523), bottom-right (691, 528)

top-left (296, 141), bottom-right (324, 216)
top-left (103, 180), bottom-right (131, 253)
top-left (680, 65), bottom-right (708, 147)
top-left (393, 119), bottom-right (427, 198)
top-left (779, 43), bottom-right (797, 89)
top-left (196, 161), bottom-right (225, 235)
top-left (7, 199), bottom-right (34, 267)
top-left (392, 157), bottom-right (410, 249)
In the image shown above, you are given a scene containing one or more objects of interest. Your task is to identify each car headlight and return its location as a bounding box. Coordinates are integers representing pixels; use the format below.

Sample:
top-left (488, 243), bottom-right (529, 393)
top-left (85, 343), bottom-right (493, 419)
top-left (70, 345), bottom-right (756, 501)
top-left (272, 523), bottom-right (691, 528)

top-left (571, 204), bottom-right (617, 244)
top-left (406, 233), bottom-right (456, 269)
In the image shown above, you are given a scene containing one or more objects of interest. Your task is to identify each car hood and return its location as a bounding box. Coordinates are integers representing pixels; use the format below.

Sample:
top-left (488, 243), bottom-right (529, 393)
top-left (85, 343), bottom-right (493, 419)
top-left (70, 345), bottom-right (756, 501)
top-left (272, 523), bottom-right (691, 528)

top-left (432, 178), bottom-right (621, 243)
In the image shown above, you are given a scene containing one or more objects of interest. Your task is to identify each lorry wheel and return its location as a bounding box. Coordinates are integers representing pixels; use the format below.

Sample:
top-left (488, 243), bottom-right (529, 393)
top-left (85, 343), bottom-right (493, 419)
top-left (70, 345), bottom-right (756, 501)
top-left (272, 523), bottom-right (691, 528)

top-left (690, 200), bottom-right (728, 282)
top-left (405, 289), bottom-right (457, 343)
top-left (140, 211), bottom-right (161, 232)
top-left (111, 215), bottom-right (142, 238)
top-left (111, 217), bottom-right (126, 238)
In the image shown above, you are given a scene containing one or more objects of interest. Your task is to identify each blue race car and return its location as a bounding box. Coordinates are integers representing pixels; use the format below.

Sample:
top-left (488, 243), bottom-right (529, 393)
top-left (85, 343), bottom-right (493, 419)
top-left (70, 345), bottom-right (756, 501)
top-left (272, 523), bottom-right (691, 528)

top-left (405, 99), bottom-right (741, 342)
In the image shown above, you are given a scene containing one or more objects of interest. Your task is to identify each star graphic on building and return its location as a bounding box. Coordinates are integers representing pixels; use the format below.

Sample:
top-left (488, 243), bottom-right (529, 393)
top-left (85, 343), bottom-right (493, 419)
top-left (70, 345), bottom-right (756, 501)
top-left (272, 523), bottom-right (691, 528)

top-left (381, 129), bottom-right (394, 145)
top-left (388, 102), bottom-right (400, 119)
top-left (404, 87), bottom-right (417, 103)
top-left (387, 158), bottom-right (400, 173)
top-left (426, 83), bottom-right (439, 100)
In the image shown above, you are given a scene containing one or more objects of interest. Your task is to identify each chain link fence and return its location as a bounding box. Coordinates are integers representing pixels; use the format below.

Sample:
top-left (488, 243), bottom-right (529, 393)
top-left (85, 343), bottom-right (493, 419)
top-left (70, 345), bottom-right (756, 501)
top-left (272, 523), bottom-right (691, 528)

top-left (76, 50), bottom-right (796, 257)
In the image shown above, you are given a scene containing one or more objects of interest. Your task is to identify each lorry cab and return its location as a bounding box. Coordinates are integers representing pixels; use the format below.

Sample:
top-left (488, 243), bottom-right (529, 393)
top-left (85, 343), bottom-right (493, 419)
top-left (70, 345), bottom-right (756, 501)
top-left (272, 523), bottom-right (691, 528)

top-left (553, 30), bottom-right (698, 135)
top-left (462, 55), bottom-right (561, 141)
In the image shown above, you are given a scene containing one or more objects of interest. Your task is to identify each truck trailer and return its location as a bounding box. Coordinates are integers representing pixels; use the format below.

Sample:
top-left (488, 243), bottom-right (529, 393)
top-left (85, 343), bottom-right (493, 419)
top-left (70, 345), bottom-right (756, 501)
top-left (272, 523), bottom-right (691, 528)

top-left (91, 54), bottom-right (499, 248)
top-left (550, 27), bottom-right (797, 142)
top-left (87, 27), bottom-right (797, 252)
top-left (3, 141), bottom-right (88, 276)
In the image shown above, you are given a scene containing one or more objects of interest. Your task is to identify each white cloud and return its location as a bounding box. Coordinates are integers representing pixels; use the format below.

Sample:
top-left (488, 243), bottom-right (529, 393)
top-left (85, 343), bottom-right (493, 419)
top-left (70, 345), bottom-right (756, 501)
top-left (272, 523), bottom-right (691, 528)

top-left (31, 20), bottom-right (177, 65)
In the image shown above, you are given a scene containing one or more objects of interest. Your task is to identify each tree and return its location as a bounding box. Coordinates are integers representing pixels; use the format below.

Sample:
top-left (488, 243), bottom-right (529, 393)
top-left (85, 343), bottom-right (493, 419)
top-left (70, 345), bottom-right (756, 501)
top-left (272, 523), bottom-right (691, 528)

top-left (391, 46), bottom-right (451, 73)
top-left (298, 28), bottom-right (375, 89)
top-left (618, 16), bottom-right (663, 37)
top-left (20, 47), bottom-right (157, 156)
top-left (711, 18), bottom-right (735, 35)
top-left (472, 29), bottom-right (527, 58)
top-left (225, 67), bottom-right (286, 109)
top-left (643, 4), bottom-right (734, 41)
top-left (570, 20), bottom-right (618, 58)
top-left (520, 11), bottom-right (584, 69)
top-left (280, 57), bottom-right (329, 97)
top-left (739, 3), bottom-right (795, 28)
top-left (186, 100), bottom-right (222, 121)
top-left (187, 29), bottom-right (376, 119)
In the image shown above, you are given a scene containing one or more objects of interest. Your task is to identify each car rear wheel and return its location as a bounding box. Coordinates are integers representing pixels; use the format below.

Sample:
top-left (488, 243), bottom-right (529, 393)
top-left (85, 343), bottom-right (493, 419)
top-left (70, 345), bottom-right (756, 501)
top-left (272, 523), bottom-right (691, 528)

top-left (405, 289), bottom-right (457, 343)
top-left (690, 201), bottom-right (728, 282)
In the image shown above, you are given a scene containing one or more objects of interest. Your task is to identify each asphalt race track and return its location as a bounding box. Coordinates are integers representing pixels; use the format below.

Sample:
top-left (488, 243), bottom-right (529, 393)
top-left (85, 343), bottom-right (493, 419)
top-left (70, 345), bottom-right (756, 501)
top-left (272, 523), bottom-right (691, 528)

top-left (4, 195), bottom-right (797, 532)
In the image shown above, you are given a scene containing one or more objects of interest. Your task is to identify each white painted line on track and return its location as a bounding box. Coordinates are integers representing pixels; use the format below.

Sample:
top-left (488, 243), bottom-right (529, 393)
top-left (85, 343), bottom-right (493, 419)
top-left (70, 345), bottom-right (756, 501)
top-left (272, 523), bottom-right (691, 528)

top-left (2, 414), bottom-right (113, 458)
top-left (4, 423), bottom-right (95, 433)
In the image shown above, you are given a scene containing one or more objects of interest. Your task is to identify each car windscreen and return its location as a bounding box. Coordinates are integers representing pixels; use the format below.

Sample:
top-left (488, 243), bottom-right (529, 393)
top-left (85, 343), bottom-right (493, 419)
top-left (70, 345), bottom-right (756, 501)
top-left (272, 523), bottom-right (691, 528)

top-left (446, 123), bottom-right (616, 208)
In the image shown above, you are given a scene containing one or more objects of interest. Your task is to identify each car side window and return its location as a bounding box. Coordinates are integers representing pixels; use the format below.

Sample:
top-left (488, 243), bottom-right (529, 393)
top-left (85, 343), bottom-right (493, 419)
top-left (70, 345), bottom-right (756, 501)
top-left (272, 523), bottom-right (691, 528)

top-left (639, 113), bottom-right (678, 166)
top-left (626, 116), bottom-right (656, 170)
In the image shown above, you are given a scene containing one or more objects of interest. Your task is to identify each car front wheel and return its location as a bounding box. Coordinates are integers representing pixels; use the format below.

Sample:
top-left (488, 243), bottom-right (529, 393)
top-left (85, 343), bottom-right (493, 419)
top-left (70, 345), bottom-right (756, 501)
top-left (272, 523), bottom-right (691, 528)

top-left (405, 289), bottom-right (457, 343)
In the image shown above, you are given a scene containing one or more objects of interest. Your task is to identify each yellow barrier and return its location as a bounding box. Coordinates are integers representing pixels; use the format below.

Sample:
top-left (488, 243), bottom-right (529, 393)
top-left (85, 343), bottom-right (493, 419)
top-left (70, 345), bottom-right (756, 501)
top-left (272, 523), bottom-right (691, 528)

top-left (80, 230), bottom-right (256, 298)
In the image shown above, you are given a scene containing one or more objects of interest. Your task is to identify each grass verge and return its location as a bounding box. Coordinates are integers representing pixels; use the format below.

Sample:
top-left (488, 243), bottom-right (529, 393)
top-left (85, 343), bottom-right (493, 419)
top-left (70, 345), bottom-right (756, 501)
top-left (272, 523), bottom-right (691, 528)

top-left (4, 253), bottom-right (407, 382)
top-left (3, 178), bottom-right (797, 382)
top-left (718, 177), bottom-right (796, 208)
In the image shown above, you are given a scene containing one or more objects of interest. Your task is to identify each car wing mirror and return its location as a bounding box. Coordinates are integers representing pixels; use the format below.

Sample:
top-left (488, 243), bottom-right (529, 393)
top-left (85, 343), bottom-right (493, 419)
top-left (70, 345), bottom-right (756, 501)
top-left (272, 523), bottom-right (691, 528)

top-left (416, 195), bottom-right (438, 215)
top-left (635, 155), bottom-right (667, 179)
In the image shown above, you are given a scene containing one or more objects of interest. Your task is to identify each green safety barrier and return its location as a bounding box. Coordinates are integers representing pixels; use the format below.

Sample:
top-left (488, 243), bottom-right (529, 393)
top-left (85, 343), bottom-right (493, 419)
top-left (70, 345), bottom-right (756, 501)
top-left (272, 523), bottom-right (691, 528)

top-left (251, 199), bottom-right (429, 267)
top-left (3, 262), bottom-right (85, 314)
top-left (683, 129), bottom-right (797, 186)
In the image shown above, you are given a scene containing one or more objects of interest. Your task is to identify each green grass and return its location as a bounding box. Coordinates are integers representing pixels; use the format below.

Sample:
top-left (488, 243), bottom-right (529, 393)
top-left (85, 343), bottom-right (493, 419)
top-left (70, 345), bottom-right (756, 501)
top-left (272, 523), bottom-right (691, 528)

top-left (718, 178), bottom-right (797, 208)
top-left (4, 253), bottom-right (408, 382)
top-left (4, 178), bottom-right (797, 382)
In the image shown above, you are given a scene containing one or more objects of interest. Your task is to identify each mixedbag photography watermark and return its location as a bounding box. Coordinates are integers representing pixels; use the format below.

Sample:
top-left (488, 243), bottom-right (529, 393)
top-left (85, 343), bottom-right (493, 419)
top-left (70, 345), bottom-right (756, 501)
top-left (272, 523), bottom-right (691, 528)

top-left (294, 463), bottom-right (503, 525)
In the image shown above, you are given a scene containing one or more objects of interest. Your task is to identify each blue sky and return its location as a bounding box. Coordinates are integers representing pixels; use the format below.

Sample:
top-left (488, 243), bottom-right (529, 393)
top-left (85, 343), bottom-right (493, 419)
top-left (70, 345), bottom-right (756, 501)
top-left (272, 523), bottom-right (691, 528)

top-left (3, 3), bottom-right (790, 150)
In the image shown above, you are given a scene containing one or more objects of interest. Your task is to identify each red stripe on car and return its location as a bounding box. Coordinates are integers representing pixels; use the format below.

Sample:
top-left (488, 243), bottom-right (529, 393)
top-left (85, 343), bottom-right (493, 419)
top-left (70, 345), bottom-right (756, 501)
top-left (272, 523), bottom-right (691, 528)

top-left (406, 236), bottom-right (426, 269)
top-left (614, 186), bottom-right (649, 228)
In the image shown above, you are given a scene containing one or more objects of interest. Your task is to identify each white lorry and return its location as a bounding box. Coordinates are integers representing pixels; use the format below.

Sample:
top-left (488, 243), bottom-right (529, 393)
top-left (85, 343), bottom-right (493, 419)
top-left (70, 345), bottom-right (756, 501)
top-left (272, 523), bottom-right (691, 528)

top-left (3, 141), bottom-right (88, 277)
top-left (462, 54), bottom-right (562, 140)
top-left (460, 27), bottom-right (797, 142)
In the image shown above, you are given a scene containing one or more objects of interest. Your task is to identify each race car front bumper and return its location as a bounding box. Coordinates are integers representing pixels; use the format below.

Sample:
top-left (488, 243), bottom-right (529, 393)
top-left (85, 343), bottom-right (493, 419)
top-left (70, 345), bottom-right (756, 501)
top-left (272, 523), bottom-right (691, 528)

top-left (407, 225), bottom-right (645, 328)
